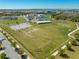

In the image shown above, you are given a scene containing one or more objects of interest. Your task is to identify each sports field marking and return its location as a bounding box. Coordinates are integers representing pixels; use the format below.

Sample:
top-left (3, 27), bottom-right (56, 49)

top-left (21, 30), bottom-right (33, 38)
top-left (22, 27), bottom-right (39, 37)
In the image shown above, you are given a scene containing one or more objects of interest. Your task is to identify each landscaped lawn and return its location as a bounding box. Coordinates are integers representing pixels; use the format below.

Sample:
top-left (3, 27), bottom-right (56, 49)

top-left (0, 21), bottom-right (76, 59)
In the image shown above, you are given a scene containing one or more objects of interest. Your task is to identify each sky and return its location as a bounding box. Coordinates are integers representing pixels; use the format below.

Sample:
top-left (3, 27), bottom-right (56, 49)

top-left (0, 0), bottom-right (79, 9)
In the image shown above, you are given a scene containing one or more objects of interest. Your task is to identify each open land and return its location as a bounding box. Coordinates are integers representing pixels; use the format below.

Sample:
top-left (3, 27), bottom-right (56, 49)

top-left (0, 20), bottom-right (76, 59)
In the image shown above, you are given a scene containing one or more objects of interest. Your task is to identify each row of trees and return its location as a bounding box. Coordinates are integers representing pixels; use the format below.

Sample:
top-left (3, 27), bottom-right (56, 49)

top-left (0, 30), bottom-right (8, 59)
top-left (49, 38), bottom-right (79, 59)
top-left (1, 30), bottom-right (25, 55)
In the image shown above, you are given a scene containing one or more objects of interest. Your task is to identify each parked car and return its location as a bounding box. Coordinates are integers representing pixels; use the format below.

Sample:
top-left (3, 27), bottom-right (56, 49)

top-left (21, 55), bottom-right (27, 59)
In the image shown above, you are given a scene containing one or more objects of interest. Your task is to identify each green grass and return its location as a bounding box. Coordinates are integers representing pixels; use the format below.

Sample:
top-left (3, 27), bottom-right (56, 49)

top-left (0, 21), bottom-right (76, 59)
top-left (0, 16), bottom-right (25, 24)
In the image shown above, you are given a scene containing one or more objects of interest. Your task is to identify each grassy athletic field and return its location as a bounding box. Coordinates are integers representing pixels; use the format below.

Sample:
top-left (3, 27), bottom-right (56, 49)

top-left (0, 20), bottom-right (76, 59)
top-left (0, 16), bottom-right (25, 24)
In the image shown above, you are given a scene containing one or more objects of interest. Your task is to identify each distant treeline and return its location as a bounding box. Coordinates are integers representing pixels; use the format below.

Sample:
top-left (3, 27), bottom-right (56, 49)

top-left (0, 10), bottom-right (79, 22)
top-left (0, 12), bottom-right (48, 16)
top-left (50, 11), bottom-right (79, 22)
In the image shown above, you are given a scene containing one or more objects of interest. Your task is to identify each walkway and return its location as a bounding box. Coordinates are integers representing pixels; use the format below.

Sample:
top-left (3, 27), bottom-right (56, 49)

top-left (50, 23), bottom-right (79, 58)
top-left (68, 23), bottom-right (79, 39)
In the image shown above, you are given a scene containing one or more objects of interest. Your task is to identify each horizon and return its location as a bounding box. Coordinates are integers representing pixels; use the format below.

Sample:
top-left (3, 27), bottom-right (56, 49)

top-left (0, 0), bottom-right (79, 9)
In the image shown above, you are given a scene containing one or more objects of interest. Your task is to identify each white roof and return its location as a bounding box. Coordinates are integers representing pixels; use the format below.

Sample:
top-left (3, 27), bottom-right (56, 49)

top-left (36, 21), bottom-right (51, 24)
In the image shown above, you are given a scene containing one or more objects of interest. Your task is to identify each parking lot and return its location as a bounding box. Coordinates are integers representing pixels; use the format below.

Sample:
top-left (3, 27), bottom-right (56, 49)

top-left (0, 32), bottom-right (21, 59)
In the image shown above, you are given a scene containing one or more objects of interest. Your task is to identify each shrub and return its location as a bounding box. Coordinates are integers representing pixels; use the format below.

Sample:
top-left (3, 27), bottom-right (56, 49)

top-left (74, 33), bottom-right (79, 41)
top-left (1, 52), bottom-right (6, 59)
top-left (60, 49), bottom-right (65, 56)
top-left (67, 43), bottom-right (75, 52)
top-left (18, 48), bottom-right (24, 55)
top-left (12, 42), bottom-right (17, 48)
top-left (72, 40), bottom-right (78, 46)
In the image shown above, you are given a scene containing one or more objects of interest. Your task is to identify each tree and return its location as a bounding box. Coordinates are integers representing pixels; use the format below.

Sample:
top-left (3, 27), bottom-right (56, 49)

top-left (71, 40), bottom-right (78, 46)
top-left (1, 53), bottom-right (6, 59)
top-left (18, 48), bottom-right (24, 55)
top-left (0, 44), bottom-right (3, 50)
top-left (67, 43), bottom-right (72, 50)
top-left (12, 42), bottom-right (17, 48)
top-left (74, 33), bottom-right (79, 41)
top-left (60, 49), bottom-right (65, 56)
top-left (16, 21), bottom-right (19, 24)
top-left (67, 43), bottom-right (75, 52)
top-left (8, 38), bottom-right (13, 43)
top-left (59, 48), bottom-right (69, 58)
top-left (3, 32), bottom-right (6, 36)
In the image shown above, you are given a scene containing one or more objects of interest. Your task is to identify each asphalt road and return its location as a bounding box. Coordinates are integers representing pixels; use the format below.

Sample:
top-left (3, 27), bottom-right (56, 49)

top-left (2, 37), bottom-right (21, 59)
